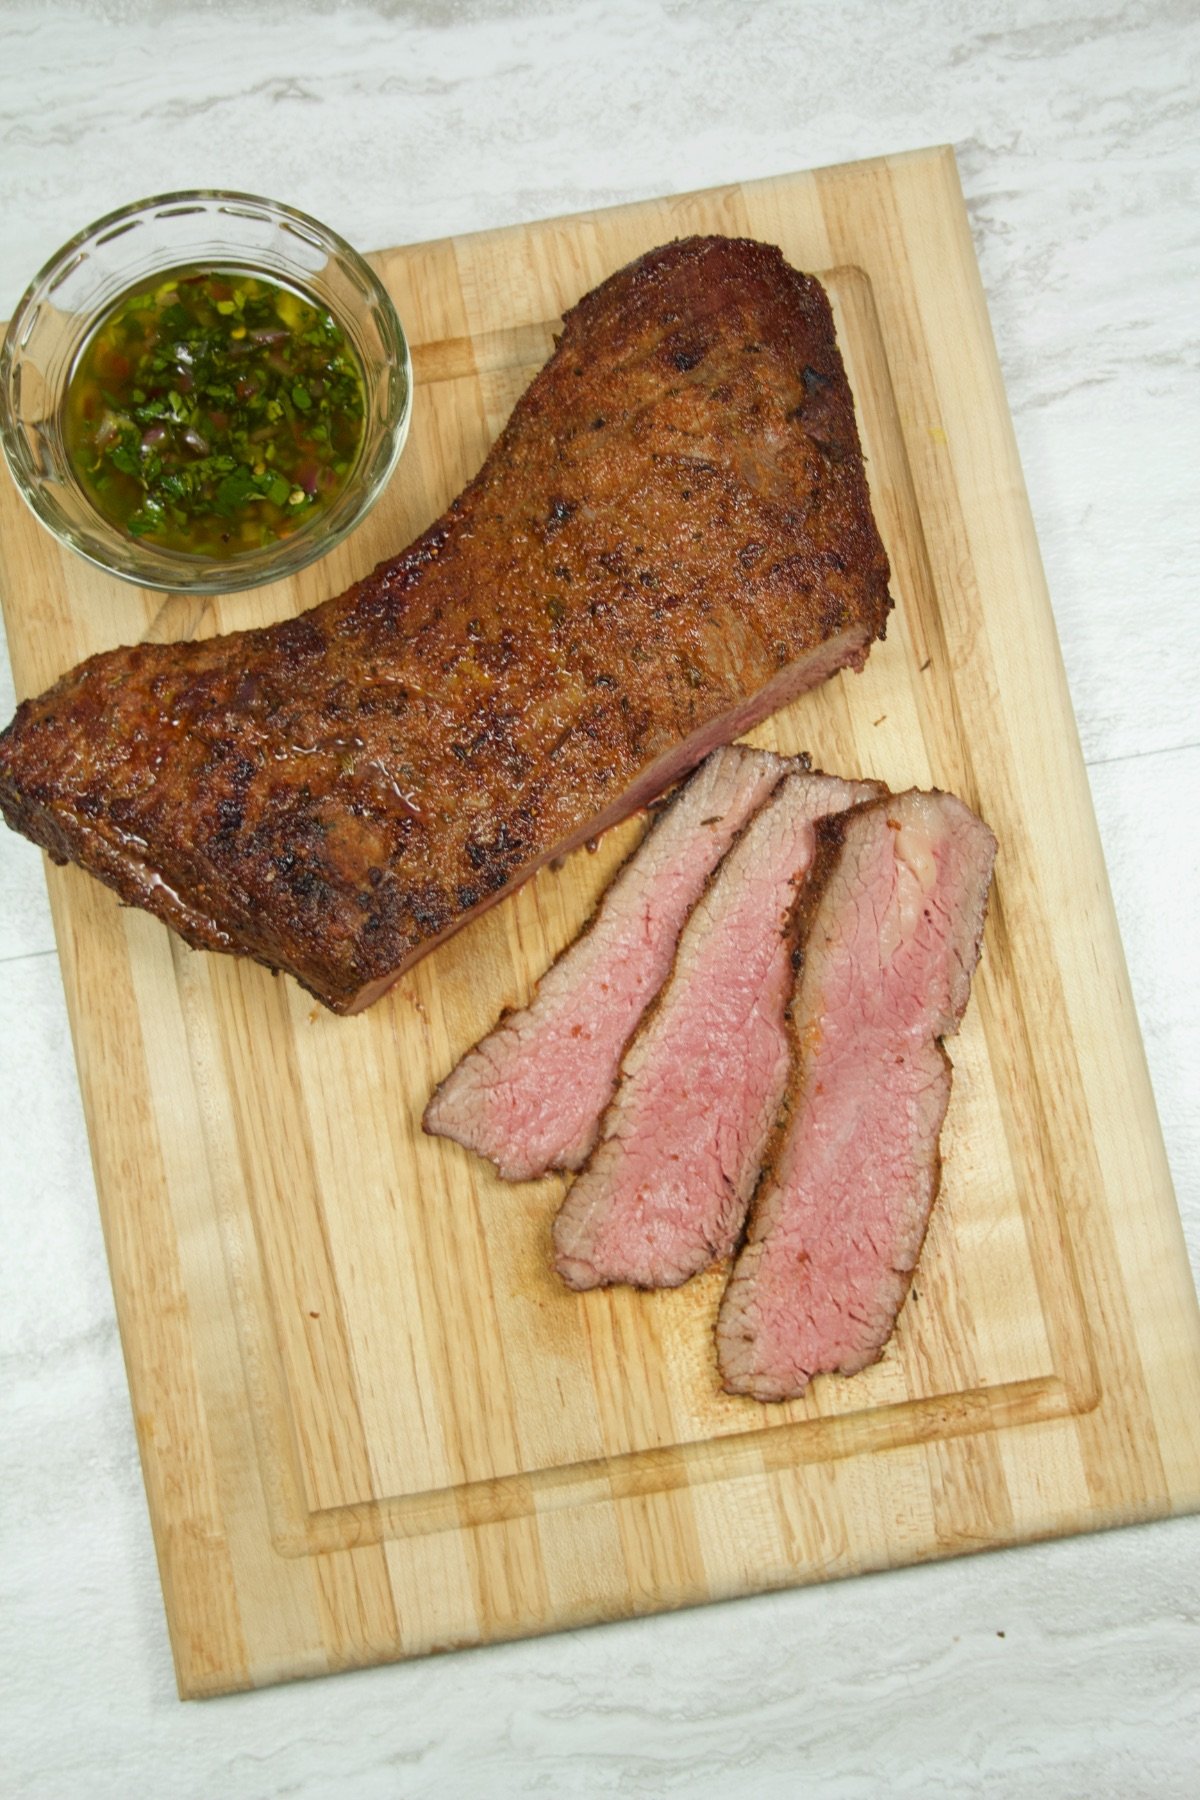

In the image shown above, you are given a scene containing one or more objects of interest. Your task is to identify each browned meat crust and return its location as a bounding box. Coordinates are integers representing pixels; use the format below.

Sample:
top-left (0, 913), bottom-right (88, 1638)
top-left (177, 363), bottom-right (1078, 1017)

top-left (0, 235), bottom-right (891, 1012)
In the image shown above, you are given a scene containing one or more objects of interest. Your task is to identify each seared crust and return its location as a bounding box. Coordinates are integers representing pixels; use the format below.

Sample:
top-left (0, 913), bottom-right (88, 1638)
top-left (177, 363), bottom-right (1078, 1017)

top-left (0, 236), bottom-right (891, 1011)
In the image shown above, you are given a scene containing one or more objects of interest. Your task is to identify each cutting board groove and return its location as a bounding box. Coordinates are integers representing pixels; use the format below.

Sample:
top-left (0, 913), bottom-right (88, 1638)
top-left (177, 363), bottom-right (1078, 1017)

top-left (2, 147), bottom-right (1198, 1697)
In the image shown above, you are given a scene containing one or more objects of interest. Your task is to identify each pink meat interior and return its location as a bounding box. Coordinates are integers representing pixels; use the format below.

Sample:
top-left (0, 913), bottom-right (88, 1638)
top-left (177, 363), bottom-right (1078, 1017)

top-left (718, 790), bottom-right (996, 1400)
top-left (554, 772), bottom-right (879, 1288)
top-left (423, 746), bottom-right (787, 1179)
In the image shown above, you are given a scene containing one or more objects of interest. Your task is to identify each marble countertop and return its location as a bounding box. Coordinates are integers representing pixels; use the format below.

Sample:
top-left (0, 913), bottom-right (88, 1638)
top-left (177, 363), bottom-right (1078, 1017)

top-left (1, 2), bottom-right (1197, 1794)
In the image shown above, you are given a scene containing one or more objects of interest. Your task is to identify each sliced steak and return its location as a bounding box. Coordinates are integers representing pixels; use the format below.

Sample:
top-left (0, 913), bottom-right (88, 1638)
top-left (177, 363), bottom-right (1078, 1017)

top-left (716, 789), bottom-right (997, 1401)
top-left (552, 770), bottom-right (883, 1289)
top-left (424, 744), bottom-right (789, 1179)
top-left (0, 236), bottom-right (890, 1013)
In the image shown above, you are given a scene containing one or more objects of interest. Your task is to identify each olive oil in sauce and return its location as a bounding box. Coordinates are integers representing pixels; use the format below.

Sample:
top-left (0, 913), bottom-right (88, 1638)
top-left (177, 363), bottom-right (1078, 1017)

top-left (63, 265), bottom-right (366, 558)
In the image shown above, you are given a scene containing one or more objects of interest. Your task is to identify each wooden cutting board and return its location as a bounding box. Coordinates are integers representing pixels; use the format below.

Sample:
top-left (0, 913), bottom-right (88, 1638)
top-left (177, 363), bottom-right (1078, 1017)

top-left (3, 147), bottom-right (1198, 1699)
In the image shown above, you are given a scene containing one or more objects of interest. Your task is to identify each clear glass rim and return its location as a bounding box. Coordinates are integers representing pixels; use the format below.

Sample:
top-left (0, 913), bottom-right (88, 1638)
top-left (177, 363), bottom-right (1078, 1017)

top-left (0, 188), bottom-right (412, 595)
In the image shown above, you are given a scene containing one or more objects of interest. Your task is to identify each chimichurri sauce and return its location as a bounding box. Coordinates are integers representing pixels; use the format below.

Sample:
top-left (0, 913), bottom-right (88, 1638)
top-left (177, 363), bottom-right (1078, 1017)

top-left (63, 265), bottom-right (365, 558)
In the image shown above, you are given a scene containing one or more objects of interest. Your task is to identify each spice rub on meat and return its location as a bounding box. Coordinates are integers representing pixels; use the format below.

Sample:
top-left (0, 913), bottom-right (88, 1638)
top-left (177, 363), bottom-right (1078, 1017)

top-left (0, 236), bottom-right (892, 1013)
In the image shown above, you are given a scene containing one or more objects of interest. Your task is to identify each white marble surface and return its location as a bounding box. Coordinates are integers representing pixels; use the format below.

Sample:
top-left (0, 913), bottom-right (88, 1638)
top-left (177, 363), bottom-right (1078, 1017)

top-left (1, 1), bottom-right (1198, 1793)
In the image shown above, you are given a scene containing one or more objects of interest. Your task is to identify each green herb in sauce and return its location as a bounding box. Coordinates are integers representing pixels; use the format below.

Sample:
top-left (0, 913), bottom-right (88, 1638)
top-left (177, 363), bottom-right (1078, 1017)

top-left (64, 265), bottom-right (365, 558)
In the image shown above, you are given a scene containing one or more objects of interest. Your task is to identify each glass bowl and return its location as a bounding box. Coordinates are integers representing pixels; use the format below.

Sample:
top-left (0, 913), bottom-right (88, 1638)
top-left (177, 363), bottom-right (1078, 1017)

top-left (0, 190), bottom-right (412, 594)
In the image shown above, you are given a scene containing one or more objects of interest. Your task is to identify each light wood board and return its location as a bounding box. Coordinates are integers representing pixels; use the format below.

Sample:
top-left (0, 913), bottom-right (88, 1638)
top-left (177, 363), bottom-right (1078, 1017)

top-left (2, 147), bottom-right (1198, 1698)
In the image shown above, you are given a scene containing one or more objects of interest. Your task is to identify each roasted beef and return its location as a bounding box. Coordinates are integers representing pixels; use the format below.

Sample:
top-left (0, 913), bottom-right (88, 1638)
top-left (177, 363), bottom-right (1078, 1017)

top-left (716, 789), bottom-right (996, 1401)
top-left (0, 236), bottom-right (891, 1013)
top-left (423, 744), bottom-right (788, 1178)
top-left (553, 770), bottom-right (883, 1290)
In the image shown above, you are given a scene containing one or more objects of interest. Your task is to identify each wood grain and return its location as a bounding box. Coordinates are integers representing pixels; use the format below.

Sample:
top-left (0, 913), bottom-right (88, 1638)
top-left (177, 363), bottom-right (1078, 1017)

top-left (2, 147), bottom-right (1198, 1698)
